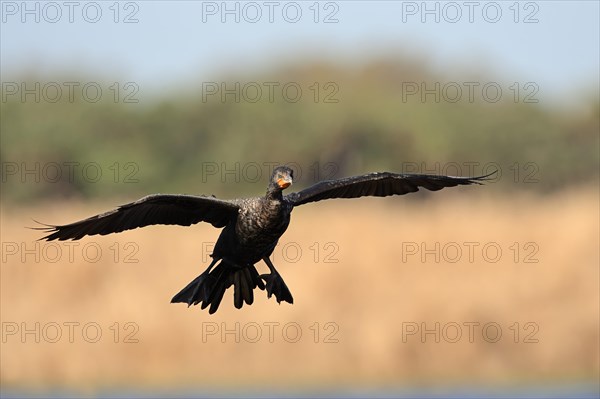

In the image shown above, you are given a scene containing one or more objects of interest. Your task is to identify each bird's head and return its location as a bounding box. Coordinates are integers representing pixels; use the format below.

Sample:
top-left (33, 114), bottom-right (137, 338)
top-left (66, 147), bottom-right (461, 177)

top-left (269, 166), bottom-right (294, 192)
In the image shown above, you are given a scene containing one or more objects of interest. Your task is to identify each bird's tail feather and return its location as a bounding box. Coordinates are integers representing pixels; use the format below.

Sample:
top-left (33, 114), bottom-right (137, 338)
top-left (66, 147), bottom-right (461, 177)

top-left (172, 261), bottom-right (265, 314)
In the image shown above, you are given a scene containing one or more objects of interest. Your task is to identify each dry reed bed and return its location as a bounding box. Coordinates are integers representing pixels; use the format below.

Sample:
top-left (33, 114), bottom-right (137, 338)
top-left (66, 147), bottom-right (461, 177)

top-left (1, 190), bottom-right (598, 390)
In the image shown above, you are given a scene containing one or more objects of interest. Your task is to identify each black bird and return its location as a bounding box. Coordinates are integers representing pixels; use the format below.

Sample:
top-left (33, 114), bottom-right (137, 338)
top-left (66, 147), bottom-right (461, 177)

top-left (36, 166), bottom-right (494, 314)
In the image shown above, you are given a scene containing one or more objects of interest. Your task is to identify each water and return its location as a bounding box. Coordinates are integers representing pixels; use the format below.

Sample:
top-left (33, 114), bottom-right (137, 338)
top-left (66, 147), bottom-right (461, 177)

top-left (2, 384), bottom-right (599, 399)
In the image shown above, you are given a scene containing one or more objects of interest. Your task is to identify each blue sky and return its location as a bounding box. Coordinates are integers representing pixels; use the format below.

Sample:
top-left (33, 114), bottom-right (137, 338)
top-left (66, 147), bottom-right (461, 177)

top-left (1, 1), bottom-right (599, 105)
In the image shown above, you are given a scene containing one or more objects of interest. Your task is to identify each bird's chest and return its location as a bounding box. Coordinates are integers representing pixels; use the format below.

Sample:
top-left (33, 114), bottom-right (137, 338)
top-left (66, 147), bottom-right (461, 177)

top-left (236, 200), bottom-right (291, 245)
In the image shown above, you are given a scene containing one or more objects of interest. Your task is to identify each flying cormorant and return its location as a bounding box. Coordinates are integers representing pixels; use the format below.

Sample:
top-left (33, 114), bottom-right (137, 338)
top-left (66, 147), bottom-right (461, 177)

top-left (36, 166), bottom-right (494, 314)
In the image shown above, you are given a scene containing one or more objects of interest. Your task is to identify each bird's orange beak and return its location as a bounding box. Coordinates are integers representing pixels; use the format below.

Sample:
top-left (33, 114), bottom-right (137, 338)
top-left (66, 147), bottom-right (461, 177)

top-left (277, 177), bottom-right (291, 189)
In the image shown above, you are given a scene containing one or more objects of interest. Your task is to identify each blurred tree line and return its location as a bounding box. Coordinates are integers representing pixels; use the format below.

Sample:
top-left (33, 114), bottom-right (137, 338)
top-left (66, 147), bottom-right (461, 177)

top-left (1, 59), bottom-right (598, 203)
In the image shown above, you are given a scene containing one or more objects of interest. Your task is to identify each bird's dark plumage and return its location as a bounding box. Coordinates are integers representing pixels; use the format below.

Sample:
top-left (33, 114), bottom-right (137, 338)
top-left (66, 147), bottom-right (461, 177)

top-left (285, 172), bottom-right (493, 206)
top-left (33, 194), bottom-right (239, 240)
top-left (36, 166), bottom-right (494, 314)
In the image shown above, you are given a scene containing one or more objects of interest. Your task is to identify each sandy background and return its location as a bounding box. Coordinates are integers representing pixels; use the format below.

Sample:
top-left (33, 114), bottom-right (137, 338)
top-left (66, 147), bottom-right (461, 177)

top-left (1, 189), bottom-right (598, 393)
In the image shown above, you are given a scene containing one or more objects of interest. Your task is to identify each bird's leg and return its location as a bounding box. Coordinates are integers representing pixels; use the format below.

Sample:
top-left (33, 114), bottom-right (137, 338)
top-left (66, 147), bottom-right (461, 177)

top-left (188, 257), bottom-right (219, 305)
top-left (260, 257), bottom-right (293, 304)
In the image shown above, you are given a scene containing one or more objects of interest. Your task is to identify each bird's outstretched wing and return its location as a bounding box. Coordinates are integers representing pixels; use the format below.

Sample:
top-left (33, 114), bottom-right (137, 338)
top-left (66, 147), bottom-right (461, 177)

top-left (285, 171), bottom-right (496, 207)
top-left (34, 194), bottom-right (240, 241)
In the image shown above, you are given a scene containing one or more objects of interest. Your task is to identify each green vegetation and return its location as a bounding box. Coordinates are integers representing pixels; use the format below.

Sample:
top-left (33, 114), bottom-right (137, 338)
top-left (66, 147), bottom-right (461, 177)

top-left (1, 59), bottom-right (598, 203)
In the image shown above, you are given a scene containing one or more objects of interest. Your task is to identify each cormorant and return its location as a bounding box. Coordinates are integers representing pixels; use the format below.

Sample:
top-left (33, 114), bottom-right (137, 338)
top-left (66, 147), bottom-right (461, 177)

top-left (36, 166), bottom-right (494, 314)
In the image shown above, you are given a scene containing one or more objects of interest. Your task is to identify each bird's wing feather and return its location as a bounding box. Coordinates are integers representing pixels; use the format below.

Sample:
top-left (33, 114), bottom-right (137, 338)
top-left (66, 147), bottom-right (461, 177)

top-left (285, 172), bottom-right (495, 207)
top-left (34, 194), bottom-right (240, 241)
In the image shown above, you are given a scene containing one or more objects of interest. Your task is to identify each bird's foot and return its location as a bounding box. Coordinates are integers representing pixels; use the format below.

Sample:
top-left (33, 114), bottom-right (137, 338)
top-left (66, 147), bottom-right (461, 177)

top-left (191, 272), bottom-right (217, 306)
top-left (260, 272), bottom-right (293, 304)
top-left (171, 270), bottom-right (216, 307)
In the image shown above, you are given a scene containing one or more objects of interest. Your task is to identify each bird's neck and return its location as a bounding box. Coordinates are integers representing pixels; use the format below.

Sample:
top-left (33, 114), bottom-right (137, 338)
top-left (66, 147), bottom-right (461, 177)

top-left (265, 188), bottom-right (283, 202)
